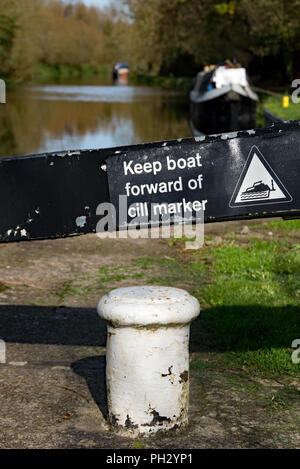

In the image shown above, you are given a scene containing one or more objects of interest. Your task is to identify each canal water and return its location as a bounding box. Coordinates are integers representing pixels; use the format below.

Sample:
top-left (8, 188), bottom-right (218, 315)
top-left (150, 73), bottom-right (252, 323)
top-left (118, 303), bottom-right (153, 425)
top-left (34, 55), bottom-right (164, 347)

top-left (0, 78), bottom-right (191, 158)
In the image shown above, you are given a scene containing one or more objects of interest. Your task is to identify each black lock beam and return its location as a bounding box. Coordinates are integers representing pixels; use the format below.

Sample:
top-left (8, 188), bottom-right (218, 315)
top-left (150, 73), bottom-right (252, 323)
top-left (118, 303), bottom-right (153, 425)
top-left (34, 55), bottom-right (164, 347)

top-left (0, 121), bottom-right (299, 243)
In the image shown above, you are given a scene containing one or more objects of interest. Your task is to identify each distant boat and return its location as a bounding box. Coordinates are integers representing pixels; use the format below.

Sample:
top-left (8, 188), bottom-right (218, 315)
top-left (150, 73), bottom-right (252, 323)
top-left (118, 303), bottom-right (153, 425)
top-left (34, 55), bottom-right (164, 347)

top-left (189, 62), bottom-right (259, 135)
top-left (112, 63), bottom-right (130, 85)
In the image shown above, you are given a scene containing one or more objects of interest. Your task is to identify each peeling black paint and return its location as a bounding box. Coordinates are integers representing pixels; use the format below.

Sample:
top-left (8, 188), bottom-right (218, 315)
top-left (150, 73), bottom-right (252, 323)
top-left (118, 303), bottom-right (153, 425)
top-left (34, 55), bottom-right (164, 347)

top-left (142, 406), bottom-right (171, 427)
top-left (149, 409), bottom-right (171, 426)
top-left (179, 370), bottom-right (189, 383)
top-left (110, 414), bottom-right (119, 426)
top-left (125, 414), bottom-right (138, 429)
top-left (161, 366), bottom-right (173, 378)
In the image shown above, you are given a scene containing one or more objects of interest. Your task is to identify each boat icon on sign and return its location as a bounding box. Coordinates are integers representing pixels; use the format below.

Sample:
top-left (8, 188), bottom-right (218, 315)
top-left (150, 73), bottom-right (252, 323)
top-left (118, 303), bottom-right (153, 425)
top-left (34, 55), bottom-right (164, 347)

top-left (229, 146), bottom-right (293, 208)
top-left (240, 179), bottom-right (275, 201)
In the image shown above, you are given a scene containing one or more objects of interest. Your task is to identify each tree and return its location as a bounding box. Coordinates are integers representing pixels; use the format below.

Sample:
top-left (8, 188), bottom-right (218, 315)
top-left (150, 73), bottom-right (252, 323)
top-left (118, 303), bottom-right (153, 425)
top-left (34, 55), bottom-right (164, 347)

top-left (125, 0), bottom-right (300, 80)
top-left (0, 0), bottom-right (18, 78)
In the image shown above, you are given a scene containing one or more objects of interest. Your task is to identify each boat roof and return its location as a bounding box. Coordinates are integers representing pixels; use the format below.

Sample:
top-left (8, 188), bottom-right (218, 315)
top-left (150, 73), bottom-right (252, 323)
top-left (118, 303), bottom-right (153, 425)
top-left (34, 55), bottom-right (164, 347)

top-left (213, 67), bottom-right (248, 89)
top-left (114, 63), bottom-right (130, 69)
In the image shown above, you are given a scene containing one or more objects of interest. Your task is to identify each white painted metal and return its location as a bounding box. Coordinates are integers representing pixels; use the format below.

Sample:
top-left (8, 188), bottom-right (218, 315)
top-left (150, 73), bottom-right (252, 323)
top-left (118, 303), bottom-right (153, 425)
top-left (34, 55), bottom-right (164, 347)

top-left (98, 286), bottom-right (200, 437)
top-left (0, 79), bottom-right (6, 104)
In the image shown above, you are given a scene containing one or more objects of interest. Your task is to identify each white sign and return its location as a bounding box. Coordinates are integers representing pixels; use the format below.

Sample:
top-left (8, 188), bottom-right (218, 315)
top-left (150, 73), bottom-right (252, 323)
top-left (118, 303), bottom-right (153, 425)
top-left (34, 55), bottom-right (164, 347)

top-left (229, 146), bottom-right (292, 208)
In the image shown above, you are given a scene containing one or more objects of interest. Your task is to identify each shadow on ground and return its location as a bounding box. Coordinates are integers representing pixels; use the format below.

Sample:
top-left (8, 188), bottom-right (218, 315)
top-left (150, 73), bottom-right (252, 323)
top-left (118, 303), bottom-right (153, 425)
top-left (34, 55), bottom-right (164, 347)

top-left (0, 304), bottom-right (106, 346)
top-left (1, 303), bottom-right (299, 352)
top-left (71, 356), bottom-right (108, 419)
top-left (193, 304), bottom-right (300, 352)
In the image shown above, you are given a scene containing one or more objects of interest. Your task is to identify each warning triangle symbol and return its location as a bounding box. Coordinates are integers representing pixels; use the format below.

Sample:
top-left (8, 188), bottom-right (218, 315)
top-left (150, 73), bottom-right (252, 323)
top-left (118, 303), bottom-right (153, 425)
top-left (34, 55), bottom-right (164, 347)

top-left (229, 146), bottom-right (292, 208)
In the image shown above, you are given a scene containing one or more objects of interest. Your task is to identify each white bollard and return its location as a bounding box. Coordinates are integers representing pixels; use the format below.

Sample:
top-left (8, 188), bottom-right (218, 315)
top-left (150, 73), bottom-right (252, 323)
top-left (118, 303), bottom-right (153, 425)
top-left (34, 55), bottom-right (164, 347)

top-left (97, 286), bottom-right (200, 437)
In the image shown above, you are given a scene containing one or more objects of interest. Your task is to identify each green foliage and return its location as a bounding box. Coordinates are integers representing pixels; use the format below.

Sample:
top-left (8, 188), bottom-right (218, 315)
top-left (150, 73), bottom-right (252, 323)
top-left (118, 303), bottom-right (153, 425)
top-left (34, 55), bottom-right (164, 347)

top-left (1, 0), bottom-right (300, 83)
top-left (0, 0), bottom-right (17, 78)
top-left (32, 63), bottom-right (109, 83)
top-left (130, 72), bottom-right (191, 91)
top-left (125, 0), bottom-right (300, 79)
top-left (0, 0), bottom-right (129, 82)
top-left (215, 1), bottom-right (236, 15)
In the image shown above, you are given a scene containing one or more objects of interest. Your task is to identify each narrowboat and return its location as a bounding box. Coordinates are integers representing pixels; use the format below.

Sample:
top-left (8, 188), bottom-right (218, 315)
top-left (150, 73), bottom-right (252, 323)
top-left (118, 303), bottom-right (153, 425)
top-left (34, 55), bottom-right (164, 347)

top-left (112, 63), bottom-right (130, 85)
top-left (189, 62), bottom-right (259, 135)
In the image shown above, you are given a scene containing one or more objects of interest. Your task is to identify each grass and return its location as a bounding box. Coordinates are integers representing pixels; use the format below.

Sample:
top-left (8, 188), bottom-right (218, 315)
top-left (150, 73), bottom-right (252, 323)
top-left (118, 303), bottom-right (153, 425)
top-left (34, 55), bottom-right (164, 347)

top-left (221, 370), bottom-right (299, 412)
top-left (200, 238), bottom-right (300, 307)
top-left (97, 265), bottom-right (145, 284)
top-left (193, 237), bottom-right (299, 375)
top-left (51, 219), bottom-right (299, 377)
top-left (261, 94), bottom-right (300, 121)
top-left (54, 280), bottom-right (94, 301)
top-left (190, 360), bottom-right (211, 371)
top-left (88, 232), bottom-right (299, 376)
top-left (132, 256), bottom-right (206, 290)
top-left (132, 440), bottom-right (145, 449)
top-left (131, 235), bottom-right (300, 376)
top-left (256, 219), bottom-right (300, 232)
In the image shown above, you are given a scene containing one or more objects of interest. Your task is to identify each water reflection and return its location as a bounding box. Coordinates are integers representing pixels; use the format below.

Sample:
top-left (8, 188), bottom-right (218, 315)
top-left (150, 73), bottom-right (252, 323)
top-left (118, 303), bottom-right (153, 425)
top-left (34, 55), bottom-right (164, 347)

top-left (0, 83), bottom-right (191, 158)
